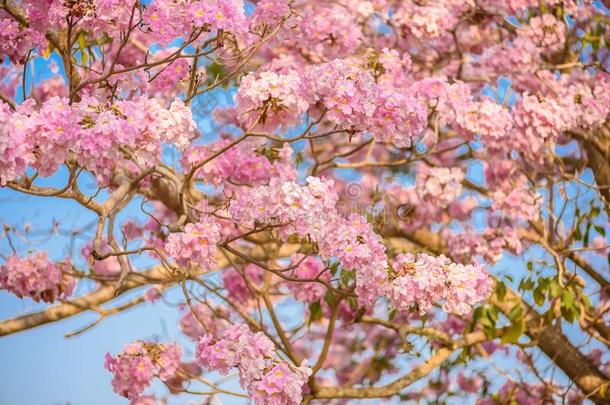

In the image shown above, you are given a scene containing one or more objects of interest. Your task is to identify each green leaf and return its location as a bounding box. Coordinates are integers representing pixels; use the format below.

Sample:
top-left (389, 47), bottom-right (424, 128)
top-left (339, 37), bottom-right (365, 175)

top-left (533, 287), bottom-right (545, 306)
top-left (519, 278), bottom-right (534, 291)
top-left (591, 207), bottom-right (600, 218)
top-left (574, 225), bottom-right (582, 241)
top-left (496, 281), bottom-right (507, 301)
top-left (594, 225), bottom-right (606, 237)
top-left (469, 306), bottom-right (483, 332)
top-left (308, 302), bottom-right (323, 325)
top-left (527, 261), bottom-right (533, 271)
top-left (584, 223), bottom-right (592, 247)
top-left (508, 305), bottom-right (523, 322)
top-left (561, 306), bottom-right (576, 323)
top-left (324, 290), bottom-right (334, 307)
top-left (78, 32), bottom-right (89, 65)
top-left (501, 319), bottom-right (525, 344)
top-left (549, 279), bottom-right (560, 298)
top-left (561, 289), bottom-right (575, 309)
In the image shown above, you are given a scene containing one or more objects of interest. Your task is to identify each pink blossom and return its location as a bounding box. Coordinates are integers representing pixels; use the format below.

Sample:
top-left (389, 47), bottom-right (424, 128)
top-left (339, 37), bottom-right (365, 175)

top-left (0, 102), bottom-right (28, 185)
top-left (297, 3), bottom-right (363, 59)
top-left (236, 70), bottom-right (312, 131)
top-left (592, 237), bottom-right (609, 256)
top-left (286, 255), bottom-right (330, 303)
top-left (164, 216), bottom-right (221, 271)
top-left (150, 59), bottom-right (190, 95)
top-left (196, 324), bottom-right (274, 378)
top-left (250, 362), bottom-right (312, 405)
top-left (415, 164), bottom-right (464, 209)
top-left (191, 0), bottom-right (248, 35)
top-left (182, 140), bottom-right (296, 187)
top-left (1, 96), bottom-right (195, 184)
top-left (456, 372), bottom-right (483, 394)
top-left (144, 288), bottom-right (162, 303)
top-left (222, 264), bottom-right (264, 303)
top-left (370, 88), bottom-right (428, 148)
top-left (0, 19), bottom-right (46, 64)
top-left (130, 395), bottom-right (166, 405)
top-left (0, 252), bottom-right (75, 303)
top-left (443, 262), bottom-right (493, 315)
top-left (179, 303), bottom-right (230, 341)
top-left (105, 341), bottom-right (182, 400)
top-left (250, 0), bottom-right (291, 29)
top-left (196, 324), bottom-right (311, 404)
top-left (520, 14), bottom-right (566, 53)
top-left (307, 60), bottom-right (377, 131)
top-left (143, 1), bottom-right (194, 47)
top-left (389, 253), bottom-right (492, 315)
top-left (389, 253), bottom-right (448, 314)
top-left (229, 176), bottom-right (339, 240)
top-left (445, 225), bottom-right (524, 265)
top-left (392, 3), bottom-right (459, 40)
top-left (455, 99), bottom-right (513, 147)
top-left (81, 240), bottom-right (121, 277)
top-left (319, 214), bottom-right (389, 305)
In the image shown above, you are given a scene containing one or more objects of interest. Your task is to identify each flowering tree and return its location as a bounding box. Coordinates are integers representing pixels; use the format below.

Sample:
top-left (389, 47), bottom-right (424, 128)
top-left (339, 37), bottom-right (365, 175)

top-left (0, 0), bottom-right (609, 403)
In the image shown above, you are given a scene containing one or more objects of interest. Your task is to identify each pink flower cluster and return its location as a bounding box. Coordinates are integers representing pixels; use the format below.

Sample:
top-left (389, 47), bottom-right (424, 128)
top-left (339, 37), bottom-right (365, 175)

top-left (415, 164), bottom-right (464, 209)
top-left (392, 2), bottom-right (459, 41)
top-left (164, 215), bottom-right (221, 272)
top-left (25, 0), bottom-right (139, 39)
top-left (191, 0), bottom-right (247, 34)
top-left (484, 159), bottom-right (541, 222)
top-left (179, 302), bottom-right (230, 341)
top-left (182, 140), bottom-right (296, 187)
top-left (143, 0), bottom-right (247, 46)
top-left (455, 99), bottom-right (514, 149)
top-left (196, 324), bottom-right (311, 404)
top-left (0, 102), bottom-right (27, 185)
top-left (307, 60), bottom-right (377, 131)
top-left (236, 70), bottom-right (311, 130)
top-left (81, 239), bottom-right (121, 277)
top-left (0, 97), bottom-right (195, 184)
top-left (512, 93), bottom-right (571, 156)
top-left (150, 59), bottom-right (190, 95)
top-left (250, 362), bottom-right (312, 405)
top-left (229, 176), bottom-right (339, 240)
top-left (318, 214), bottom-right (389, 305)
top-left (389, 253), bottom-right (493, 316)
top-left (105, 341), bottom-right (182, 400)
top-left (297, 3), bottom-right (363, 59)
top-left (229, 177), bottom-right (389, 305)
top-left (0, 18), bottom-right (46, 64)
top-left (371, 88), bottom-right (428, 148)
top-left (304, 59), bottom-right (427, 145)
top-left (411, 78), bottom-right (473, 128)
top-left (222, 264), bottom-right (264, 303)
top-left (472, 37), bottom-right (540, 92)
top-left (0, 252), bottom-right (75, 303)
top-left (559, 80), bottom-right (610, 130)
top-left (519, 14), bottom-right (566, 53)
top-left (444, 225), bottom-right (524, 265)
top-left (286, 255), bottom-right (330, 303)
top-left (249, 0), bottom-right (291, 29)
top-left (491, 188), bottom-right (540, 221)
